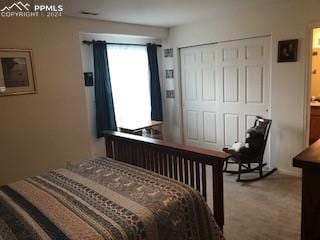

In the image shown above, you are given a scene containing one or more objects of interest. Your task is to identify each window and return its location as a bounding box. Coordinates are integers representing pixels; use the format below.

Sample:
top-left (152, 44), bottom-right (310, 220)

top-left (107, 44), bottom-right (151, 128)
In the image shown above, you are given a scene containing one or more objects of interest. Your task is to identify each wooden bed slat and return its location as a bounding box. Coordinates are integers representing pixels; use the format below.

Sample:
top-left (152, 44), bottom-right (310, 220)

top-left (153, 151), bottom-right (158, 173)
top-left (173, 155), bottom-right (178, 180)
top-left (159, 152), bottom-right (163, 175)
top-left (190, 160), bottom-right (195, 187)
top-left (202, 162), bottom-right (207, 200)
top-left (195, 161), bottom-right (201, 192)
top-left (104, 131), bottom-right (230, 231)
top-left (178, 156), bottom-right (184, 182)
top-left (184, 157), bottom-right (189, 185)
top-left (163, 153), bottom-right (168, 176)
top-left (168, 155), bottom-right (173, 178)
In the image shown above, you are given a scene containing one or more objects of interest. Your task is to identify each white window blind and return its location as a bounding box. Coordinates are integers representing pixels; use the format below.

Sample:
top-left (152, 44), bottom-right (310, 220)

top-left (107, 44), bottom-right (151, 128)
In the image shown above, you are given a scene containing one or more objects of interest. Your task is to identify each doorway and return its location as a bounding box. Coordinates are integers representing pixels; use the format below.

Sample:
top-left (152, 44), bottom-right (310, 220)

top-left (308, 28), bottom-right (320, 145)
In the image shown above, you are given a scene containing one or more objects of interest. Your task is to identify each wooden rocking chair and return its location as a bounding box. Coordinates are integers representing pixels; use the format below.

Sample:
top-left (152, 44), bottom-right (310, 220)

top-left (223, 116), bottom-right (277, 182)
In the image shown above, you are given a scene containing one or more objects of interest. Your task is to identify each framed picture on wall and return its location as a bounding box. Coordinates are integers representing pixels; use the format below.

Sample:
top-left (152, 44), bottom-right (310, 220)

top-left (0, 49), bottom-right (36, 96)
top-left (277, 39), bottom-right (298, 62)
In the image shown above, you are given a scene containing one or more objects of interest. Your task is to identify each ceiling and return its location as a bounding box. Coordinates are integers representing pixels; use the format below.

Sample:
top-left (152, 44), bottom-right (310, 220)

top-left (61, 0), bottom-right (274, 28)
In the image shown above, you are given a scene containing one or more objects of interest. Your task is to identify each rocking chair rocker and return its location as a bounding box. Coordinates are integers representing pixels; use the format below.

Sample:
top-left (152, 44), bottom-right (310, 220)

top-left (223, 116), bottom-right (277, 182)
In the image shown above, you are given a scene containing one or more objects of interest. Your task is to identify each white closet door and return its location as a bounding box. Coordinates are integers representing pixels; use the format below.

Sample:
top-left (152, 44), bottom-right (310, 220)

top-left (181, 45), bottom-right (217, 149)
top-left (215, 37), bottom-right (271, 164)
top-left (180, 36), bottom-right (271, 163)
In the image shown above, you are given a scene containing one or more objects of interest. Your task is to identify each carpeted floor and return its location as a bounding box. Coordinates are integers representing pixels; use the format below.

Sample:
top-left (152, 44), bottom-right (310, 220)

top-left (222, 172), bottom-right (301, 240)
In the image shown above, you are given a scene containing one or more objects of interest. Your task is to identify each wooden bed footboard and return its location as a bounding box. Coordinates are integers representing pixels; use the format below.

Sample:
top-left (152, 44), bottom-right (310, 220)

top-left (103, 131), bottom-right (231, 230)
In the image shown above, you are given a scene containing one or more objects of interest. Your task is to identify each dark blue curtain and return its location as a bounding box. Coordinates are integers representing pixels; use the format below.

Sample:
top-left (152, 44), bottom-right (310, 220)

top-left (147, 43), bottom-right (163, 121)
top-left (92, 41), bottom-right (117, 138)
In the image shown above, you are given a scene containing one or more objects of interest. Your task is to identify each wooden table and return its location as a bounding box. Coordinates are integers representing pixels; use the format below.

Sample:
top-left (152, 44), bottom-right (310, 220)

top-left (293, 139), bottom-right (320, 240)
top-left (118, 121), bottom-right (163, 139)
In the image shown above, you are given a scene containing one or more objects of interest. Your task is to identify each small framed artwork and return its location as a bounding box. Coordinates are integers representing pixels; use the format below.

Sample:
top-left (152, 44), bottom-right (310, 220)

top-left (166, 90), bottom-right (175, 99)
top-left (277, 39), bottom-right (298, 62)
top-left (164, 48), bottom-right (173, 58)
top-left (0, 49), bottom-right (36, 96)
top-left (165, 69), bottom-right (174, 79)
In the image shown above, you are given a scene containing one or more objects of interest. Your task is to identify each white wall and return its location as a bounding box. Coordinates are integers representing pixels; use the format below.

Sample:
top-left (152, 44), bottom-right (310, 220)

top-left (0, 16), bottom-right (167, 185)
top-left (162, 0), bottom-right (320, 175)
top-left (79, 33), bottom-right (164, 157)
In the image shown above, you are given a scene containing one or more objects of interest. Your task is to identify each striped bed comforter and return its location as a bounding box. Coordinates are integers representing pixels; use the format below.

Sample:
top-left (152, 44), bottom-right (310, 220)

top-left (0, 158), bottom-right (224, 240)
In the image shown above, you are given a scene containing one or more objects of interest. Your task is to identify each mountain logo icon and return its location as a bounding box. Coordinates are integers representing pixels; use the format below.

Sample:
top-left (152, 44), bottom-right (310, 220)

top-left (1, 2), bottom-right (30, 11)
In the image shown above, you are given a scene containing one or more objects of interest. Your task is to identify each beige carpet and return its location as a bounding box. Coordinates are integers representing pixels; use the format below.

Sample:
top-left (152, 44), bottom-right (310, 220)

top-left (223, 172), bottom-right (301, 240)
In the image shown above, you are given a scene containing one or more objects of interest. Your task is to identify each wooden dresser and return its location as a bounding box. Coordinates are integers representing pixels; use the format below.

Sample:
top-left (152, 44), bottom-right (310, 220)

top-left (293, 140), bottom-right (320, 240)
top-left (310, 106), bottom-right (320, 144)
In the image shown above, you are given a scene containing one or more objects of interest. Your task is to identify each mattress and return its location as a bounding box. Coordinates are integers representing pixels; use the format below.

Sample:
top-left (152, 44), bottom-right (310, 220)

top-left (0, 157), bottom-right (224, 240)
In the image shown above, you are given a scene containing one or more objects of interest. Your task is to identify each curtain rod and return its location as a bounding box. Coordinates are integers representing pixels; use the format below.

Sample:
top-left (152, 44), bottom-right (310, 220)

top-left (82, 40), bottom-right (162, 48)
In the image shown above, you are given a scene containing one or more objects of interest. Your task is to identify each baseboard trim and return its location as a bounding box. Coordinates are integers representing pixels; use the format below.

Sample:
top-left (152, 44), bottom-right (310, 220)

top-left (277, 168), bottom-right (302, 177)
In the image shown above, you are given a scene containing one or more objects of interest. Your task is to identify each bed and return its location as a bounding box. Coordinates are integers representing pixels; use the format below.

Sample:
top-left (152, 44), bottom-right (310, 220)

top-left (0, 131), bottom-right (230, 240)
